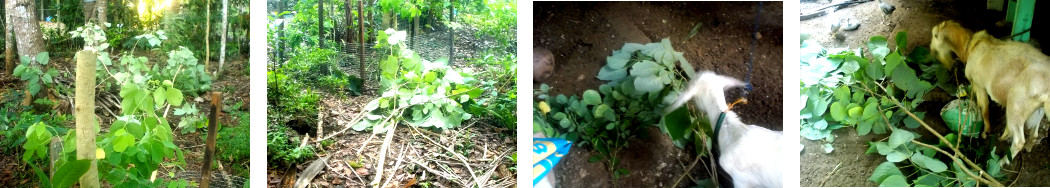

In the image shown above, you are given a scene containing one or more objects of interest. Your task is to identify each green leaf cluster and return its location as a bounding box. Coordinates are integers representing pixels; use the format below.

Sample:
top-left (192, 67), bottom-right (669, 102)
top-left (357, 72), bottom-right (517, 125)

top-left (803, 32), bottom-right (1007, 186)
top-left (355, 29), bottom-right (481, 132)
top-left (13, 52), bottom-right (60, 96)
top-left (534, 38), bottom-right (697, 179)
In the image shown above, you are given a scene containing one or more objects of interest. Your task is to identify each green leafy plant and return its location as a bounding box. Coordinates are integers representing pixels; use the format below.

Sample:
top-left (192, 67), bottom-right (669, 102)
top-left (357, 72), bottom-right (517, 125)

top-left (534, 38), bottom-right (696, 179)
top-left (13, 52), bottom-right (60, 96)
top-left (18, 28), bottom-right (202, 186)
top-left (214, 120), bottom-right (250, 176)
top-left (174, 104), bottom-right (205, 134)
top-left (800, 32), bottom-right (1006, 186)
top-left (266, 125), bottom-right (315, 166)
top-left (352, 29), bottom-right (482, 132)
top-left (162, 47), bottom-right (213, 94)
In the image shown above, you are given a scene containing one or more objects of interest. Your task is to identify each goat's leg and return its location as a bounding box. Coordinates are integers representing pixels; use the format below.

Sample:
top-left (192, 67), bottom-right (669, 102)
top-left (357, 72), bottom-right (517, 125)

top-left (973, 87), bottom-right (993, 139)
top-left (1024, 108), bottom-right (1044, 151)
top-left (1007, 101), bottom-right (1040, 161)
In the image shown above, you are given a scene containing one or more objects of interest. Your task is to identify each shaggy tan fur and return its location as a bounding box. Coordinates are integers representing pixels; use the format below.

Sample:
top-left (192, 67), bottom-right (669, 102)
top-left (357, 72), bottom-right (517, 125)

top-left (930, 20), bottom-right (1050, 160)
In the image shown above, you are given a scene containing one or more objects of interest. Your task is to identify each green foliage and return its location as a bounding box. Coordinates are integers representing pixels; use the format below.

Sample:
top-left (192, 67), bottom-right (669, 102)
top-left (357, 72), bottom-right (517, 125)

top-left (13, 52), bottom-right (60, 96)
top-left (268, 70), bottom-right (322, 127)
top-left (800, 32), bottom-right (937, 152)
top-left (162, 46), bottom-right (213, 94)
top-left (174, 105), bottom-right (205, 134)
top-left (801, 32), bottom-right (1006, 186)
top-left (266, 125), bottom-right (315, 166)
top-left (354, 29), bottom-right (482, 132)
top-left (70, 23), bottom-right (111, 51)
top-left (122, 30), bottom-right (168, 50)
top-left (534, 38), bottom-right (696, 178)
top-left (459, 0), bottom-right (517, 50)
top-left (465, 50), bottom-right (517, 129)
top-left (282, 47), bottom-right (363, 95)
top-left (215, 122), bottom-right (250, 162)
top-left (52, 0), bottom-right (86, 28)
top-left (18, 29), bottom-right (208, 186)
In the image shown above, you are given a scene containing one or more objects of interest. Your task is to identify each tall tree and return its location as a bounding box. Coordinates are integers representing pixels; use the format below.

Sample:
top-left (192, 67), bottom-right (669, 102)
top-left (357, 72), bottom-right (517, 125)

top-left (357, 0), bottom-right (364, 79)
top-left (218, 0), bottom-right (227, 78)
top-left (205, 0), bottom-right (210, 71)
top-left (96, 0), bottom-right (106, 28)
top-left (8, 0), bottom-right (44, 59)
top-left (4, 0), bottom-right (13, 75)
top-left (318, 0), bottom-right (324, 48)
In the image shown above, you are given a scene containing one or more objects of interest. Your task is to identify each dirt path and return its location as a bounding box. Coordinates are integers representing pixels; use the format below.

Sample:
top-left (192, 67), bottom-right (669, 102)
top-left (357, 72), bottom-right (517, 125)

top-left (535, 2), bottom-right (783, 187)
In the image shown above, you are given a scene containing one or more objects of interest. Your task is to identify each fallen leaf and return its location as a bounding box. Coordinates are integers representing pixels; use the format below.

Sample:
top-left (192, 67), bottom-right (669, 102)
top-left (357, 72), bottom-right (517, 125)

top-left (356, 167), bottom-right (370, 176)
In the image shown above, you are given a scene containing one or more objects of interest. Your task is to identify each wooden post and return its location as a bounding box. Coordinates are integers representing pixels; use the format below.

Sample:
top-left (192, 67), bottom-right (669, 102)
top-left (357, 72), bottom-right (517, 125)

top-left (75, 50), bottom-right (98, 188)
top-left (200, 92), bottom-right (222, 188)
top-left (48, 136), bottom-right (61, 178)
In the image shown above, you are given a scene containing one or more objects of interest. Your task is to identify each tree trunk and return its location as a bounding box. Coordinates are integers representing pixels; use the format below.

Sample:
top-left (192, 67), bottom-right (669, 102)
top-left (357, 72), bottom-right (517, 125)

top-left (448, 0), bottom-right (454, 64)
top-left (382, 11), bottom-right (391, 29)
top-left (9, 0), bottom-right (44, 59)
top-left (343, 0), bottom-right (352, 43)
top-left (5, 0), bottom-right (14, 76)
top-left (357, 0), bottom-right (364, 79)
top-left (318, 0), bottom-right (324, 48)
top-left (74, 50), bottom-right (98, 188)
top-left (97, 0), bottom-right (106, 29)
top-left (205, 0), bottom-right (210, 71)
top-left (217, 0), bottom-right (227, 79)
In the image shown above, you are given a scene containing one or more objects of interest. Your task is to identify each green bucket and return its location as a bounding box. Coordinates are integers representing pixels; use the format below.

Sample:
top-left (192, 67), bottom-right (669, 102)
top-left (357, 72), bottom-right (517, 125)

top-left (940, 99), bottom-right (983, 137)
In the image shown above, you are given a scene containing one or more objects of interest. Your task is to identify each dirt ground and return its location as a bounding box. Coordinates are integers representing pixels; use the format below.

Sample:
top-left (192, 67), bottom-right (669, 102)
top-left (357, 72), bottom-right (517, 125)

top-left (266, 22), bottom-right (517, 187)
top-left (534, 2), bottom-right (783, 187)
top-left (800, 0), bottom-right (1050, 186)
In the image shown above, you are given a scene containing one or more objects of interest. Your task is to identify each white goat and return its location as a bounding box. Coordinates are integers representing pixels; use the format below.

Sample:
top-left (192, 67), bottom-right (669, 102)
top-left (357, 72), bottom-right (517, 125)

top-left (668, 71), bottom-right (783, 188)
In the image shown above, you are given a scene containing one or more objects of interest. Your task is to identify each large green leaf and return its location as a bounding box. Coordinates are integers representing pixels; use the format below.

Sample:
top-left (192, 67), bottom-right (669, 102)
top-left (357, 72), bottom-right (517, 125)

top-left (662, 106), bottom-right (692, 141)
top-left (629, 60), bottom-right (662, 77)
top-left (606, 51), bottom-right (631, 69)
top-left (878, 175), bottom-right (909, 187)
top-left (866, 60), bottom-right (884, 80)
top-left (911, 152), bottom-right (947, 172)
top-left (633, 75), bottom-right (665, 95)
top-left (895, 32), bottom-right (908, 52)
top-left (36, 52), bottom-right (49, 65)
top-left (829, 102), bottom-right (847, 121)
top-left (52, 159), bottom-right (92, 188)
top-left (868, 36), bottom-right (890, 60)
top-left (886, 150), bottom-right (908, 162)
top-left (888, 129), bottom-right (915, 148)
top-left (153, 87), bottom-right (167, 107)
top-left (582, 90), bottom-right (602, 106)
top-left (597, 66), bottom-right (628, 81)
top-left (834, 86), bottom-right (851, 103)
top-left (884, 52), bottom-right (902, 77)
top-left (113, 129), bottom-right (135, 152)
top-left (869, 161), bottom-right (904, 183)
top-left (862, 102), bottom-right (879, 120)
